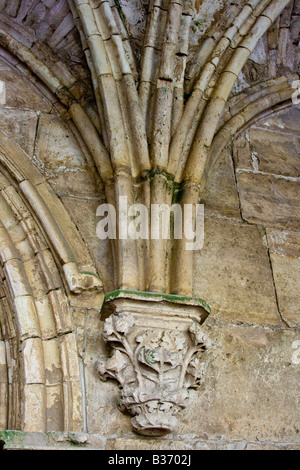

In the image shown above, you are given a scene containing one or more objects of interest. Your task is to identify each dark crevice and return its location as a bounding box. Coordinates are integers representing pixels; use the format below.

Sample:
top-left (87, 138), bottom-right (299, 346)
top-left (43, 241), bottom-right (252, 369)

top-left (32, 111), bottom-right (41, 158)
top-left (263, 226), bottom-right (291, 328)
top-left (230, 142), bottom-right (248, 224)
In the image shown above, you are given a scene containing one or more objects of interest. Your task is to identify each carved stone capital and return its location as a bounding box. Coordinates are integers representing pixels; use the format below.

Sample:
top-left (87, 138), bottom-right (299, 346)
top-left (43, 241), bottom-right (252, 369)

top-left (97, 291), bottom-right (211, 437)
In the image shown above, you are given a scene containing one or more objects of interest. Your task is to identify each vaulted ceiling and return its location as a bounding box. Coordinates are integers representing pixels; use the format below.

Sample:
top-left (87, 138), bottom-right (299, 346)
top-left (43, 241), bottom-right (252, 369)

top-left (0, 0), bottom-right (299, 101)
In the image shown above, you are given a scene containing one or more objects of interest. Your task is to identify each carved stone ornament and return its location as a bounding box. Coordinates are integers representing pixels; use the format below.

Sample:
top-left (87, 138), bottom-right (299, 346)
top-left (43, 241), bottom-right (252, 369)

top-left (97, 291), bottom-right (211, 437)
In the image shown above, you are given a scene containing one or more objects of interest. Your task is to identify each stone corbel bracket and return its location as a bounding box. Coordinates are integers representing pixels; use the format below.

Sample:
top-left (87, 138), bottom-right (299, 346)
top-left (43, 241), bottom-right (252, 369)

top-left (18, 178), bottom-right (104, 307)
top-left (97, 290), bottom-right (211, 437)
top-left (63, 262), bottom-right (103, 295)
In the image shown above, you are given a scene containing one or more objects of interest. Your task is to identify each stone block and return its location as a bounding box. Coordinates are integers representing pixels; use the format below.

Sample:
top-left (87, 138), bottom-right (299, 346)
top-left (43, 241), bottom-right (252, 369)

top-left (0, 107), bottom-right (38, 157)
top-left (48, 289), bottom-right (73, 335)
top-left (60, 333), bottom-right (80, 382)
top-left (21, 384), bottom-right (47, 433)
top-left (14, 295), bottom-right (41, 340)
top-left (177, 324), bottom-right (300, 443)
top-left (106, 438), bottom-right (191, 450)
top-left (248, 128), bottom-right (300, 177)
top-left (23, 257), bottom-right (49, 298)
top-left (202, 148), bottom-right (242, 218)
top-left (266, 228), bottom-right (300, 327)
top-left (0, 382), bottom-right (8, 430)
top-left (0, 58), bottom-right (52, 112)
top-left (193, 217), bottom-right (279, 326)
top-left (35, 114), bottom-right (88, 174)
top-left (35, 181), bottom-right (93, 268)
top-left (34, 295), bottom-right (57, 340)
top-left (245, 443), bottom-right (279, 450)
top-left (233, 134), bottom-right (252, 170)
top-left (4, 258), bottom-right (32, 297)
top-left (254, 107), bottom-right (300, 134)
top-left (0, 340), bottom-right (7, 382)
top-left (43, 338), bottom-right (63, 386)
top-left (236, 172), bottom-right (300, 229)
top-left (48, 169), bottom-right (101, 199)
top-left (22, 338), bottom-right (45, 385)
top-left (84, 358), bottom-right (132, 436)
top-left (61, 195), bottom-right (115, 292)
top-left (194, 439), bottom-right (246, 450)
top-left (46, 384), bottom-right (64, 432)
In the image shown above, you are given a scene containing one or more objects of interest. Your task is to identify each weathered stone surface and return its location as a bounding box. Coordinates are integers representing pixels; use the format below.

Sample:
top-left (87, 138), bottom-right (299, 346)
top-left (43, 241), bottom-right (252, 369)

top-left (0, 0), bottom-right (299, 451)
top-left (71, 308), bottom-right (86, 358)
top-left (193, 217), bottom-right (279, 326)
top-left (244, 442), bottom-right (279, 450)
top-left (82, 319), bottom-right (300, 445)
top-left (202, 148), bottom-right (241, 219)
top-left (250, 107), bottom-right (300, 134)
top-left (0, 431), bottom-right (103, 450)
top-left (177, 323), bottom-right (300, 443)
top-left (46, 384), bottom-right (64, 432)
top-left (248, 128), bottom-right (300, 178)
top-left (233, 134), bottom-right (252, 171)
top-left (48, 169), bottom-right (101, 199)
top-left (0, 107), bottom-right (38, 156)
top-left (0, 58), bottom-right (52, 112)
top-left (83, 310), bottom-right (133, 436)
top-left (237, 172), bottom-right (300, 229)
top-left (267, 228), bottom-right (300, 327)
top-left (60, 196), bottom-right (115, 293)
top-left (85, 360), bottom-right (133, 436)
top-left (35, 114), bottom-right (88, 175)
top-left (106, 438), bottom-right (192, 451)
top-left (1, 429), bottom-right (299, 450)
top-left (22, 338), bottom-right (45, 385)
top-left (118, 0), bottom-right (148, 46)
top-left (22, 384), bottom-right (46, 432)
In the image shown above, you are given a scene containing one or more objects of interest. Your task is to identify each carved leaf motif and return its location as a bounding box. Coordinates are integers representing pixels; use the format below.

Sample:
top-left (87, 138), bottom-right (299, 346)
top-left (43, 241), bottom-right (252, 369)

top-left (138, 348), bottom-right (161, 372)
top-left (122, 386), bottom-right (154, 406)
top-left (100, 311), bottom-right (212, 436)
top-left (103, 314), bottom-right (135, 342)
top-left (163, 350), bottom-right (183, 368)
top-left (114, 314), bottom-right (135, 335)
top-left (136, 330), bottom-right (163, 349)
top-left (186, 355), bottom-right (207, 388)
top-left (102, 316), bottom-right (115, 340)
top-left (160, 331), bottom-right (187, 353)
top-left (97, 350), bottom-right (131, 384)
top-left (144, 348), bottom-right (159, 365)
top-left (189, 323), bottom-right (211, 348)
top-left (97, 360), bottom-right (108, 380)
top-left (106, 350), bottom-right (128, 375)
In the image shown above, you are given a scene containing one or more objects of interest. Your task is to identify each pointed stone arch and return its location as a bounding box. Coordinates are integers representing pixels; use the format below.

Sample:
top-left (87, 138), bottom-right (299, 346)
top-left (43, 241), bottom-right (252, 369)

top-left (205, 74), bottom-right (299, 183)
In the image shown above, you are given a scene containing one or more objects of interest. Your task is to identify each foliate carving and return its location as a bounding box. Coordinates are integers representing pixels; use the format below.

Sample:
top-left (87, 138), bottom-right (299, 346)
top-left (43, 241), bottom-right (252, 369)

top-left (97, 313), bottom-right (211, 436)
